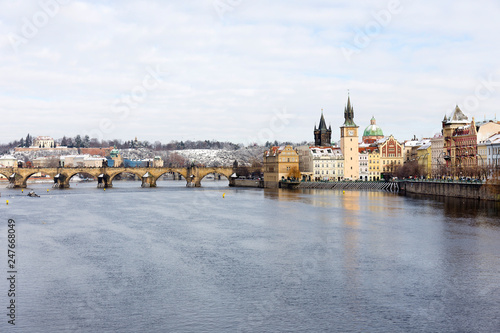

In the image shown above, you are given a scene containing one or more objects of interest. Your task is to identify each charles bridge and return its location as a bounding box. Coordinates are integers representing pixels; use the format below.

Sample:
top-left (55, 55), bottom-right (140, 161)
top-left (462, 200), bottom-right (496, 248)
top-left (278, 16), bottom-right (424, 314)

top-left (0, 166), bottom-right (240, 188)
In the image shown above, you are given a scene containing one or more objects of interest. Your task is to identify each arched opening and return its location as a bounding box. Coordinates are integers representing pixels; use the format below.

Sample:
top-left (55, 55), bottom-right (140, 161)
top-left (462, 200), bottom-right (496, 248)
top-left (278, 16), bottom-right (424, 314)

top-left (25, 171), bottom-right (54, 185)
top-left (155, 171), bottom-right (187, 187)
top-left (0, 171), bottom-right (11, 187)
top-left (109, 172), bottom-right (144, 188)
top-left (198, 172), bottom-right (231, 187)
top-left (66, 172), bottom-right (97, 186)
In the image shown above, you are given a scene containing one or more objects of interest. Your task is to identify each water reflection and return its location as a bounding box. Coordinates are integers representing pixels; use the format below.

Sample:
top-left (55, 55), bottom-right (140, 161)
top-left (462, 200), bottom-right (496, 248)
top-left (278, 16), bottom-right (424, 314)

top-left (405, 193), bottom-right (500, 222)
top-left (3, 182), bottom-right (500, 332)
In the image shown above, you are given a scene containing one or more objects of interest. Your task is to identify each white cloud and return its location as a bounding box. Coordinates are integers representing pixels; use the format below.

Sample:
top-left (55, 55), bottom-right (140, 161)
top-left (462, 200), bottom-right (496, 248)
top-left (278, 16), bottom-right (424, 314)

top-left (1, 0), bottom-right (499, 145)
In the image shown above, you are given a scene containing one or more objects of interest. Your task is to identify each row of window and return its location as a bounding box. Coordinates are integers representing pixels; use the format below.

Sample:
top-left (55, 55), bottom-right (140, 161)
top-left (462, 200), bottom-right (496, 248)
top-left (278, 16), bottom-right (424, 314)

top-left (314, 163), bottom-right (343, 168)
top-left (315, 170), bottom-right (343, 175)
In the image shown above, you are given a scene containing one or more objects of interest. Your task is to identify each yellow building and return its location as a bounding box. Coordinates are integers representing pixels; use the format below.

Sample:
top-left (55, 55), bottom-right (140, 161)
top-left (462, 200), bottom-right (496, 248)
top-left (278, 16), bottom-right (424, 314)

top-left (368, 150), bottom-right (381, 181)
top-left (263, 145), bottom-right (300, 188)
top-left (417, 143), bottom-right (432, 177)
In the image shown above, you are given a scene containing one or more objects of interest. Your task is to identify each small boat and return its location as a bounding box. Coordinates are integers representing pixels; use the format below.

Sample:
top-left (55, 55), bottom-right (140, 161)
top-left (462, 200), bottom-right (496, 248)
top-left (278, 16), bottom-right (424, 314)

top-left (27, 190), bottom-right (40, 198)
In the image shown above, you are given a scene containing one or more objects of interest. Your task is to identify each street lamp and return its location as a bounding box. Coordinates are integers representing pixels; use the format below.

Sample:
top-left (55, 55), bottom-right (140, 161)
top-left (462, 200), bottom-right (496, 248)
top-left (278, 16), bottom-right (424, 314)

top-left (437, 152), bottom-right (449, 179)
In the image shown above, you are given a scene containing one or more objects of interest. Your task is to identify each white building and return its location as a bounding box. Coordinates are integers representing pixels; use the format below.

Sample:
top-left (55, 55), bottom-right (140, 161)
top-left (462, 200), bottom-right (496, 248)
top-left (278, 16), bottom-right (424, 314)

top-left (33, 136), bottom-right (55, 148)
top-left (61, 155), bottom-right (106, 168)
top-left (310, 146), bottom-right (344, 181)
top-left (0, 155), bottom-right (18, 167)
top-left (485, 133), bottom-right (500, 174)
top-left (83, 156), bottom-right (107, 167)
top-left (359, 151), bottom-right (369, 181)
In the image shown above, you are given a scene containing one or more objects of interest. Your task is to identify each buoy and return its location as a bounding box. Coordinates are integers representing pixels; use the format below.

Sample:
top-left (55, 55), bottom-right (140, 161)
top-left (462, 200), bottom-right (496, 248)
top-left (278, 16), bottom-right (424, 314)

top-left (223, 193), bottom-right (225, 198)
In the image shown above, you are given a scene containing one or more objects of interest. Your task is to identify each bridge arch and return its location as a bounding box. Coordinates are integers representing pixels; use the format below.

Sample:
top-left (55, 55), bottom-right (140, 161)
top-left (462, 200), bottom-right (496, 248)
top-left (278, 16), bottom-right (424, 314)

top-left (197, 167), bottom-right (234, 186)
top-left (108, 169), bottom-right (147, 186)
top-left (0, 170), bottom-right (12, 181)
top-left (153, 169), bottom-right (189, 182)
top-left (62, 172), bottom-right (99, 188)
top-left (22, 170), bottom-right (58, 187)
top-left (63, 169), bottom-right (100, 182)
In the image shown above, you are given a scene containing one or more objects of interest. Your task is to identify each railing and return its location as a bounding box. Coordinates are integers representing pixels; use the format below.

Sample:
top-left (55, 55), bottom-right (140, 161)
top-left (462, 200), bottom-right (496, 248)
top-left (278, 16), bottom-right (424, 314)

top-left (402, 178), bottom-right (483, 184)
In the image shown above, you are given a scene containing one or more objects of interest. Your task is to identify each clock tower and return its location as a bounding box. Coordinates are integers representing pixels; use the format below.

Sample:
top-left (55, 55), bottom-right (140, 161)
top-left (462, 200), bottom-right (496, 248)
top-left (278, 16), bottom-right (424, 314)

top-left (340, 94), bottom-right (360, 180)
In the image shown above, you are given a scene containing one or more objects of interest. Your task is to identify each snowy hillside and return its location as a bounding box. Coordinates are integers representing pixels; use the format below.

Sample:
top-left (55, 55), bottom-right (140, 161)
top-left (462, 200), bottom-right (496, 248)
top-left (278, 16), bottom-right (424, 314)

top-left (9, 146), bottom-right (264, 167)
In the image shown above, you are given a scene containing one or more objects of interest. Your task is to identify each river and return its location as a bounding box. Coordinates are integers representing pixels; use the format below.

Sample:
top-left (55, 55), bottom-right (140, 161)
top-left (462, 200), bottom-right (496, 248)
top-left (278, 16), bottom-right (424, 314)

top-left (1, 180), bottom-right (499, 332)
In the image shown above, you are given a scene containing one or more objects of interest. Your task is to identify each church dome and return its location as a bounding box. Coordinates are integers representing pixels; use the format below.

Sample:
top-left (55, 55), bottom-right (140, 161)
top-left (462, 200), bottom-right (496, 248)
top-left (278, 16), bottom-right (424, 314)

top-left (363, 116), bottom-right (384, 137)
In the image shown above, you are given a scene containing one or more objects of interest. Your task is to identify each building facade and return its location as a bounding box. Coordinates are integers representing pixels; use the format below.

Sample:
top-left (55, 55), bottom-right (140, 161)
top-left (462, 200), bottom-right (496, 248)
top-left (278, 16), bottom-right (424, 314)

top-left (485, 133), bottom-right (500, 179)
top-left (33, 136), bottom-right (55, 148)
top-left (430, 134), bottom-right (445, 177)
top-left (310, 146), bottom-right (344, 181)
top-left (368, 150), bottom-right (381, 181)
top-left (359, 151), bottom-right (369, 180)
top-left (263, 145), bottom-right (299, 188)
top-left (378, 135), bottom-right (404, 178)
top-left (297, 145), bottom-right (314, 181)
top-left (0, 155), bottom-right (18, 168)
top-left (417, 143), bottom-right (432, 177)
top-left (442, 106), bottom-right (473, 176)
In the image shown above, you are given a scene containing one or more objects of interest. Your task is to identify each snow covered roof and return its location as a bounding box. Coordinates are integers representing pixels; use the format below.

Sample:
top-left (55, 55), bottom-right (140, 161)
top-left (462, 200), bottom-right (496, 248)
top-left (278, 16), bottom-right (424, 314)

top-left (444, 105), bottom-right (469, 124)
top-left (417, 143), bottom-right (431, 150)
top-left (309, 147), bottom-right (342, 157)
top-left (486, 133), bottom-right (500, 144)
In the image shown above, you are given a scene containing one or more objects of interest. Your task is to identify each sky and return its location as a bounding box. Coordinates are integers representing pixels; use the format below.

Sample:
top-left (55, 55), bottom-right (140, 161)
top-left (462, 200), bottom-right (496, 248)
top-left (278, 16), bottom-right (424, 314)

top-left (1, 0), bottom-right (500, 145)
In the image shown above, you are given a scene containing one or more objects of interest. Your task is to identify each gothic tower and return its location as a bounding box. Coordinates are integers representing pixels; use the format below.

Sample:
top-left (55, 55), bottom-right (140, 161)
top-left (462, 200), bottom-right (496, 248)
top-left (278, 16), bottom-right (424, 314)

top-left (314, 110), bottom-right (332, 147)
top-left (340, 94), bottom-right (359, 180)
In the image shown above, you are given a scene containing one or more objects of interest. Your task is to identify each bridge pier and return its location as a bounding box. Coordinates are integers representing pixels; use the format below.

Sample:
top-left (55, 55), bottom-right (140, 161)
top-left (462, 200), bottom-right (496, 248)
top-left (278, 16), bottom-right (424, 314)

top-left (53, 174), bottom-right (71, 189)
top-left (8, 173), bottom-right (26, 188)
top-left (141, 174), bottom-right (157, 188)
top-left (98, 174), bottom-right (112, 188)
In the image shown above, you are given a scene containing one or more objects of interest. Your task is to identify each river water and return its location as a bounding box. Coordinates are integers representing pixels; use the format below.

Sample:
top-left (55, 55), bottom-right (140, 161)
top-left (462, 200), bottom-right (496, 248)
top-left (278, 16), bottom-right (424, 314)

top-left (1, 180), bottom-right (499, 332)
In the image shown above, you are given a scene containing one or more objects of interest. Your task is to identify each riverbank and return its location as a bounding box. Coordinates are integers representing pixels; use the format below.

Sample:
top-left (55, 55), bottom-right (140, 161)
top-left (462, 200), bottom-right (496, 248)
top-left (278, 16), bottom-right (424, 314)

top-left (299, 181), bottom-right (399, 191)
top-left (400, 180), bottom-right (500, 201)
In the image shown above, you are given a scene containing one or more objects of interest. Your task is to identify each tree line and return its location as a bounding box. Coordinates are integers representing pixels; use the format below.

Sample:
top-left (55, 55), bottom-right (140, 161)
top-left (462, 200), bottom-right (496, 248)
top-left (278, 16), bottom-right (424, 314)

top-left (0, 134), bottom-right (256, 153)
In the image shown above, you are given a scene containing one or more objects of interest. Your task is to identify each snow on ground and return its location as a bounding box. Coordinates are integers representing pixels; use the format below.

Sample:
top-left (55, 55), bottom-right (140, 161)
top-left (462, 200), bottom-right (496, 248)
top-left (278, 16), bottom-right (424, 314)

top-left (168, 147), bottom-right (263, 166)
top-left (11, 146), bottom-right (264, 167)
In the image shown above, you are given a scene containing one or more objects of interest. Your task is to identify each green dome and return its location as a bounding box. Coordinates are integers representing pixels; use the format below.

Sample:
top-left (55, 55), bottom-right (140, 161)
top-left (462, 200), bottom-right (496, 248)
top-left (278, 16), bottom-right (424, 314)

top-left (110, 147), bottom-right (120, 158)
top-left (363, 116), bottom-right (384, 137)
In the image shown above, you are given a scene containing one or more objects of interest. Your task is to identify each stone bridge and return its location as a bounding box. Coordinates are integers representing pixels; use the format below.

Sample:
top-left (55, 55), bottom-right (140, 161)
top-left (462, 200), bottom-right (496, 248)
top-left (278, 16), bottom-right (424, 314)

top-left (0, 166), bottom-right (238, 188)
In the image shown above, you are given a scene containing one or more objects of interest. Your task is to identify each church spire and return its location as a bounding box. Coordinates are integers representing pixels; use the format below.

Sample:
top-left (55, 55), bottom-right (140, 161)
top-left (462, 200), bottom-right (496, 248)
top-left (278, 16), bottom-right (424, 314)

top-left (318, 108), bottom-right (328, 130)
top-left (343, 94), bottom-right (357, 127)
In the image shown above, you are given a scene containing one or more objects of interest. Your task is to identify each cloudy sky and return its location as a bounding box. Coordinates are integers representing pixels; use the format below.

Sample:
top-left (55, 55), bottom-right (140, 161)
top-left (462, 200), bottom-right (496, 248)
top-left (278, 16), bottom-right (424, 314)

top-left (1, 0), bottom-right (499, 145)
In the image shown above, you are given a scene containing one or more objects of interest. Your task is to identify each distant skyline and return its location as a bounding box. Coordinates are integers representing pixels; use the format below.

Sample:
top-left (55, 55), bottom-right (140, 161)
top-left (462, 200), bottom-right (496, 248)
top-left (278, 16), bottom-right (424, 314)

top-left (1, 0), bottom-right (500, 145)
